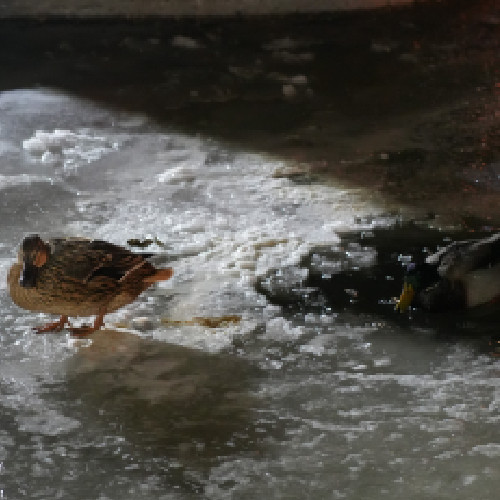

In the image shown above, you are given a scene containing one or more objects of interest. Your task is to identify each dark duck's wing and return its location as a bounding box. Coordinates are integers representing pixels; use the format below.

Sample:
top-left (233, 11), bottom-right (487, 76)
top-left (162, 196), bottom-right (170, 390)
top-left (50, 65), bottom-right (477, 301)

top-left (428, 233), bottom-right (500, 281)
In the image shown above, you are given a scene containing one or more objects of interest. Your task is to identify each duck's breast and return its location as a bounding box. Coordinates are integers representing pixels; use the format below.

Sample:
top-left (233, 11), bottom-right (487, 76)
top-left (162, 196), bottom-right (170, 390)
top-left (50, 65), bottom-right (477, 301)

top-left (8, 263), bottom-right (109, 316)
top-left (462, 262), bottom-right (500, 307)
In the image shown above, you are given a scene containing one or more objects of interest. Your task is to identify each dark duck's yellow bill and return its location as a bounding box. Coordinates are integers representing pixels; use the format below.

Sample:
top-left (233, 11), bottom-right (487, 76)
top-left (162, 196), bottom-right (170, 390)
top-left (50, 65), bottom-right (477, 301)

top-left (395, 282), bottom-right (415, 313)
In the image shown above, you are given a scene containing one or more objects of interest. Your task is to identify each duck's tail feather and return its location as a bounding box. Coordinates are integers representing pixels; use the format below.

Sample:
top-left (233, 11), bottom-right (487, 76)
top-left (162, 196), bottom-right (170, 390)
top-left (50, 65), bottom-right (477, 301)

top-left (143, 267), bottom-right (173, 284)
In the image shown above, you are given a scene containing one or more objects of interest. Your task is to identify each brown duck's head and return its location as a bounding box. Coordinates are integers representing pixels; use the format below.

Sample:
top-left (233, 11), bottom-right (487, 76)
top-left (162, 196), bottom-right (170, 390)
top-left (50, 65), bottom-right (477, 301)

top-left (19, 235), bottom-right (50, 288)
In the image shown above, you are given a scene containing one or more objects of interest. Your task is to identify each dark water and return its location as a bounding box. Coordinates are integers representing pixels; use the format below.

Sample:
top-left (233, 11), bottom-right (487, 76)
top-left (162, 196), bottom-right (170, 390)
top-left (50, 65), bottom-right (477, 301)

top-left (0, 1), bottom-right (499, 499)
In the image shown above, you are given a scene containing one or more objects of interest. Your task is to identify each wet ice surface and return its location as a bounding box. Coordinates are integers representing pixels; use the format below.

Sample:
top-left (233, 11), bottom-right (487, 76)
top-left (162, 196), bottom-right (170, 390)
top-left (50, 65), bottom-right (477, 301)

top-left (1, 87), bottom-right (499, 500)
top-left (1, 6), bottom-right (500, 500)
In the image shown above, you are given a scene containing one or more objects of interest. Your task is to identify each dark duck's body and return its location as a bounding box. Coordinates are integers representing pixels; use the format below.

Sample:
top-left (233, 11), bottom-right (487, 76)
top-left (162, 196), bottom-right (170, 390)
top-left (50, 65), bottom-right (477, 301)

top-left (397, 232), bottom-right (500, 312)
top-left (7, 235), bottom-right (173, 335)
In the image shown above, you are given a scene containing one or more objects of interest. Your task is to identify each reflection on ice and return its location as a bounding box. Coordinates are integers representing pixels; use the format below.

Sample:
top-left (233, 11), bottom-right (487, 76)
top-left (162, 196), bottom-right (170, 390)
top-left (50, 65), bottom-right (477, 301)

top-left (67, 329), bottom-right (256, 410)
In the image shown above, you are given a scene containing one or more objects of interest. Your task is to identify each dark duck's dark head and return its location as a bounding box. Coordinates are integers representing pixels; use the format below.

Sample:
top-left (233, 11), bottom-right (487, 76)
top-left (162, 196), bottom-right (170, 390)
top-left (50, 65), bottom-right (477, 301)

top-left (396, 261), bottom-right (440, 312)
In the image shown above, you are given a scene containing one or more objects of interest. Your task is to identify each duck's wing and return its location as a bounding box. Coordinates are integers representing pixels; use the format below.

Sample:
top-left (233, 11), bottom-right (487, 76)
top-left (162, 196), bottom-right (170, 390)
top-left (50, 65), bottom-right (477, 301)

top-left (427, 233), bottom-right (500, 280)
top-left (46, 239), bottom-right (153, 284)
top-left (84, 240), bottom-right (155, 283)
top-left (42, 238), bottom-right (105, 282)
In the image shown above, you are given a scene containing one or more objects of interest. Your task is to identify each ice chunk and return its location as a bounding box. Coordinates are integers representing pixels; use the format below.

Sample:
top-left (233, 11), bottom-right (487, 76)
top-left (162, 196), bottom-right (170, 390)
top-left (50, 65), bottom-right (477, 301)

top-left (262, 317), bottom-right (305, 340)
top-left (22, 129), bottom-right (120, 171)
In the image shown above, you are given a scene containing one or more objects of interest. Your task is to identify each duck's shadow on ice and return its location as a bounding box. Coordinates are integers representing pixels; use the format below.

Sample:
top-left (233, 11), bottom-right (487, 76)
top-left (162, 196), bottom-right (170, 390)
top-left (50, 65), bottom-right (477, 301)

top-left (61, 329), bottom-right (261, 460)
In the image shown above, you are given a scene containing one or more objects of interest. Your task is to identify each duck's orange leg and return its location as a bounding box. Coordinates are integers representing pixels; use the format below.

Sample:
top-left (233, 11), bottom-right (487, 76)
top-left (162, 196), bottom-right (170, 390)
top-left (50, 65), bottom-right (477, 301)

top-left (34, 315), bottom-right (69, 334)
top-left (68, 310), bottom-right (106, 337)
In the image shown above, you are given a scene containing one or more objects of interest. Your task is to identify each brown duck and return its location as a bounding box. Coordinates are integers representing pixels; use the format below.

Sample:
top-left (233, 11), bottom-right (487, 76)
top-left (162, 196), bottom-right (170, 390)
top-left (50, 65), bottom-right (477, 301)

top-left (7, 235), bottom-right (173, 336)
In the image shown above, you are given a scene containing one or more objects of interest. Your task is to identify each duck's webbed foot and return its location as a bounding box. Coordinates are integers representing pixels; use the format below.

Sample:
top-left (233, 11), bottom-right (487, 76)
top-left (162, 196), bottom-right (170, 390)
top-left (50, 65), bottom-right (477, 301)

top-left (34, 315), bottom-right (69, 334)
top-left (68, 312), bottom-right (105, 337)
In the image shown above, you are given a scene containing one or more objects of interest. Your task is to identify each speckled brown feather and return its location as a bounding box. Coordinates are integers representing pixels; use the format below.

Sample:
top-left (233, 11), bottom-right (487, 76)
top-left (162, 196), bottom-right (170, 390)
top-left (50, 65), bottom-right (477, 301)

top-left (7, 237), bottom-right (173, 332)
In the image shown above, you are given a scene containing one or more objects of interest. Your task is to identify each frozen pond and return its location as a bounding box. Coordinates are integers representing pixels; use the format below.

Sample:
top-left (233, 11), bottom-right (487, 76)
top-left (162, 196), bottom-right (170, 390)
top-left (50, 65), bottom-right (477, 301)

top-left (1, 3), bottom-right (499, 499)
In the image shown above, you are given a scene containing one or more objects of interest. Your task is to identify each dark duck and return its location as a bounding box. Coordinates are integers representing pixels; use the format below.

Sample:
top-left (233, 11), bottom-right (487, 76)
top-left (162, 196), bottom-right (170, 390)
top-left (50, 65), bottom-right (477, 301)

top-left (396, 232), bottom-right (500, 312)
